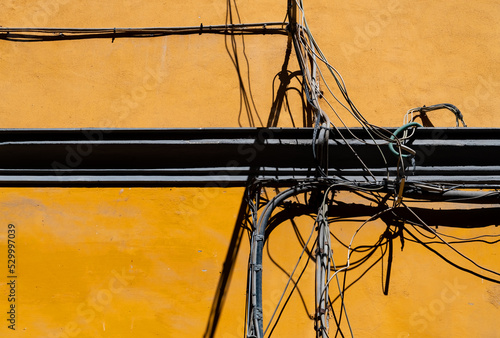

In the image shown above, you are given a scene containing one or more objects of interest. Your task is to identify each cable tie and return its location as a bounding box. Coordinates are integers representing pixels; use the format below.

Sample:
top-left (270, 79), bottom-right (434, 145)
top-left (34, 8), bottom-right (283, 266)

top-left (254, 307), bottom-right (263, 320)
top-left (199, 23), bottom-right (203, 35)
top-left (112, 27), bottom-right (116, 43)
top-left (254, 234), bottom-right (264, 242)
top-left (316, 308), bottom-right (326, 315)
top-left (253, 264), bottom-right (262, 272)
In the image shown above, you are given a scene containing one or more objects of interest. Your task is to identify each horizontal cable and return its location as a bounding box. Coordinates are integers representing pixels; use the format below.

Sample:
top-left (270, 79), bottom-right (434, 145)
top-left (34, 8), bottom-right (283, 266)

top-left (0, 22), bottom-right (289, 41)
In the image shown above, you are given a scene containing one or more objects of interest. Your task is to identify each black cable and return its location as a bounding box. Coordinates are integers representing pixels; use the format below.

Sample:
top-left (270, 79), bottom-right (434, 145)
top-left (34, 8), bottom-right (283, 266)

top-left (404, 227), bottom-right (500, 284)
top-left (266, 232), bottom-right (313, 319)
top-left (329, 240), bottom-right (388, 338)
top-left (0, 23), bottom-right (288, 41)
top-left (267, 237), bottom-right (315, 337)
top-left (225, 0), bottom-right (264, 127)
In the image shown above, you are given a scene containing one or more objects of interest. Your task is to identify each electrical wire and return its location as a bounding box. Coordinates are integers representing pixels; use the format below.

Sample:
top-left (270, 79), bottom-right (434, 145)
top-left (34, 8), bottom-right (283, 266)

top-left (264, 220), bottom-right (317, 335)
top-left (267, 232), bottom-right (316, 337)
top-left (0, 23), bottom-right (288, 41)
top-left (402, 203), bottom-right (500, 281)
top-left (2, 1), bottom-right (499, 337)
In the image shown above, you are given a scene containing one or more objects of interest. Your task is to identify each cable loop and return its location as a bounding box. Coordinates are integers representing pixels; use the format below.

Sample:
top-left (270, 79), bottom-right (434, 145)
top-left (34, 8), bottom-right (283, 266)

top-left (389, 122), bottom-right (422, 158)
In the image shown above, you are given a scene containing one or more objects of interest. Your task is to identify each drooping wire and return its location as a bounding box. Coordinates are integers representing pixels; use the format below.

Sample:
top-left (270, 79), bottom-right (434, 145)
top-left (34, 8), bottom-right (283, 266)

top-left (225, 0), bottom-right (265, 127)
top-left (402, 203), bottom-right (500, 283)
top-left (266, 230), bottom-right (314, 319)
top-left (267, 235), bottom-right (316, 337)
top-left (263, 212), bottom-right (318, 335)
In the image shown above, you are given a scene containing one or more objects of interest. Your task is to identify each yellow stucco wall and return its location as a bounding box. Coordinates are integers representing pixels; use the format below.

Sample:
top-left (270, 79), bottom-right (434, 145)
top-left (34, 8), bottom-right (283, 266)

top-left (0, 1), bottom-right (499, 337)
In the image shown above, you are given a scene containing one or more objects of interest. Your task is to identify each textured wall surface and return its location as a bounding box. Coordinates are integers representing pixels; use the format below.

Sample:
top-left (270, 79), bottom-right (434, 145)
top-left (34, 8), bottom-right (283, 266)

top-left (0, 1), bottom-right (499, 337)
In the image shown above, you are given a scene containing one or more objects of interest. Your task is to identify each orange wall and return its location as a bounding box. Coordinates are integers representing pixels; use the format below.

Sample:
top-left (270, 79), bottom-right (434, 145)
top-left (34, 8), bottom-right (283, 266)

top-left (0, 1), bottom-right (499, 337)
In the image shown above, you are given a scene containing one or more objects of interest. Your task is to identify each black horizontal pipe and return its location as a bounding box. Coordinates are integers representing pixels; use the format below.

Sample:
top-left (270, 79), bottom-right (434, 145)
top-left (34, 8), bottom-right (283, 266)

top-left (0, 127), bottom-right (497, 188)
